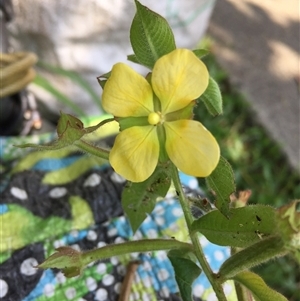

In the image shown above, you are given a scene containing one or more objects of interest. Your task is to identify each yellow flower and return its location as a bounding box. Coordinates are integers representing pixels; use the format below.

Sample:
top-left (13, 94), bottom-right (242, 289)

top-left (102, 49), bottom-right (220, 182)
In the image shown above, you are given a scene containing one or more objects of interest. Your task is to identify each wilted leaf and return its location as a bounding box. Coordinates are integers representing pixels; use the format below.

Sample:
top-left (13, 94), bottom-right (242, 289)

top-left (38, 246), bottom-right (83, 278)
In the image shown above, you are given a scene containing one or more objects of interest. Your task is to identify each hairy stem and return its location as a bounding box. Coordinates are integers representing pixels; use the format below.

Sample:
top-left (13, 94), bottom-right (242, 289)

top-left (81, 238), bottom-right (193, 266)
top-left (74, 139), bottom-right (110, 160)
top-left (219, 235), bottom-right (285, 281)
top-left (170, 163), bottom-right (227, 301)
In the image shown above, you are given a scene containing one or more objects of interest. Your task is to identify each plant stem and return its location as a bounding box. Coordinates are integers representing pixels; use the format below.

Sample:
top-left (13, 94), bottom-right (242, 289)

top-left (218, 235), bottom-right (285, 281)
top-left (170, 163), bottom-right (227, 301)
top-left (81, 238), bottom-right (193, 266)
top-left (231, 247), bottom-right (251, 301)
top-left (85, 117), bottom-right (115, 133)
top-left (234, 282), bottom-right (251, 301)
top-left (74, 139), bottom-right (110, 160)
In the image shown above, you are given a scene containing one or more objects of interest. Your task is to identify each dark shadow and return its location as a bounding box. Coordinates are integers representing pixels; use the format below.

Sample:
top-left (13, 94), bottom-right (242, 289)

top-left (207, 0), bottom-right (299, 171)
top-left (207, 1), bottom-right (299, 299)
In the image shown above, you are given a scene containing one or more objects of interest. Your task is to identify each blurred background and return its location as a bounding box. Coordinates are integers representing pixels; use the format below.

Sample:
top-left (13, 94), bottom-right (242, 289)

top-left (3, 0), bottom-right (216, 117)
top-left (1, 0), bottom-right (299, 299)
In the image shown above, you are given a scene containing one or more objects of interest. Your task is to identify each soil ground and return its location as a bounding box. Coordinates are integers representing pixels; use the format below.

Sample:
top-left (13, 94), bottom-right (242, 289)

top-left (207, 0), bottom-right (299, 171)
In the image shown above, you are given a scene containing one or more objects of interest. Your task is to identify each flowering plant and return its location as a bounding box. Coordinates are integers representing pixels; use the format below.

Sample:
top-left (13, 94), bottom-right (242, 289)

top-left (102, 48), bottom-right (219, 182)
top-left (17, 1), bottom-right (299, 301)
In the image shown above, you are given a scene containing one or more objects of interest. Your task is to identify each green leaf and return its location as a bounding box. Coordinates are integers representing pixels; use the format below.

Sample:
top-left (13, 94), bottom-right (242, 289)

top-left (130, 0), bottom-right (176, 69)
top-left (191, 205), bottom-right (277, 248)
top-left (193, 48), bottom-right (209, 59)
top-left (127, 54), bottom-right (140, 64)
top-left (168, 249), bottom-right (201, 301)
top-left (232, 271), bottom-right (288, 301)
top-left (198, 77), bottom-right (223, 116)
top-left (205, 156), bottom-right (235, 218)
top-left (122, 166), bottom-right (171, 233)
top-left (33, 74), bottom-right (86, 116)
top-left (218, 236), bottom-right (285, 280)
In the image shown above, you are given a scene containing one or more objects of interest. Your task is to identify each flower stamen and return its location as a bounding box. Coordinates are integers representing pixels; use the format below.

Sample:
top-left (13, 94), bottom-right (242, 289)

top-left (148, 112), bottom-right (161, 125)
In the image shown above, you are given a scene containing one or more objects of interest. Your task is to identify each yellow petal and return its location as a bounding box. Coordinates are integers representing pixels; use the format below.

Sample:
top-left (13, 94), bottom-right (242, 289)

top-left (164, 120), bottom-right (220, 177)
top-left (109, 126), bottom-right (159, 182)
top-left (152, 49), bottom-right (209, 114)
top-left (102, 63), bottom-right (153, 117)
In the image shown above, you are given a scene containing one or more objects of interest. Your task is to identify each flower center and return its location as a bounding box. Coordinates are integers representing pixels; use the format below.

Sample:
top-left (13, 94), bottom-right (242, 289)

top-left (148, 112), bottom-right (163, 125)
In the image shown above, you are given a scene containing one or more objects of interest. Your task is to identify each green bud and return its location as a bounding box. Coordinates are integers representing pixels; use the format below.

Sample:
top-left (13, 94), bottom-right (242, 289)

top-left (57, 112), bottom-right (84, 136)
top-left (276, 200), bottom-right (300, 263)
top-left (56, 112), bottom-right (86, 144)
